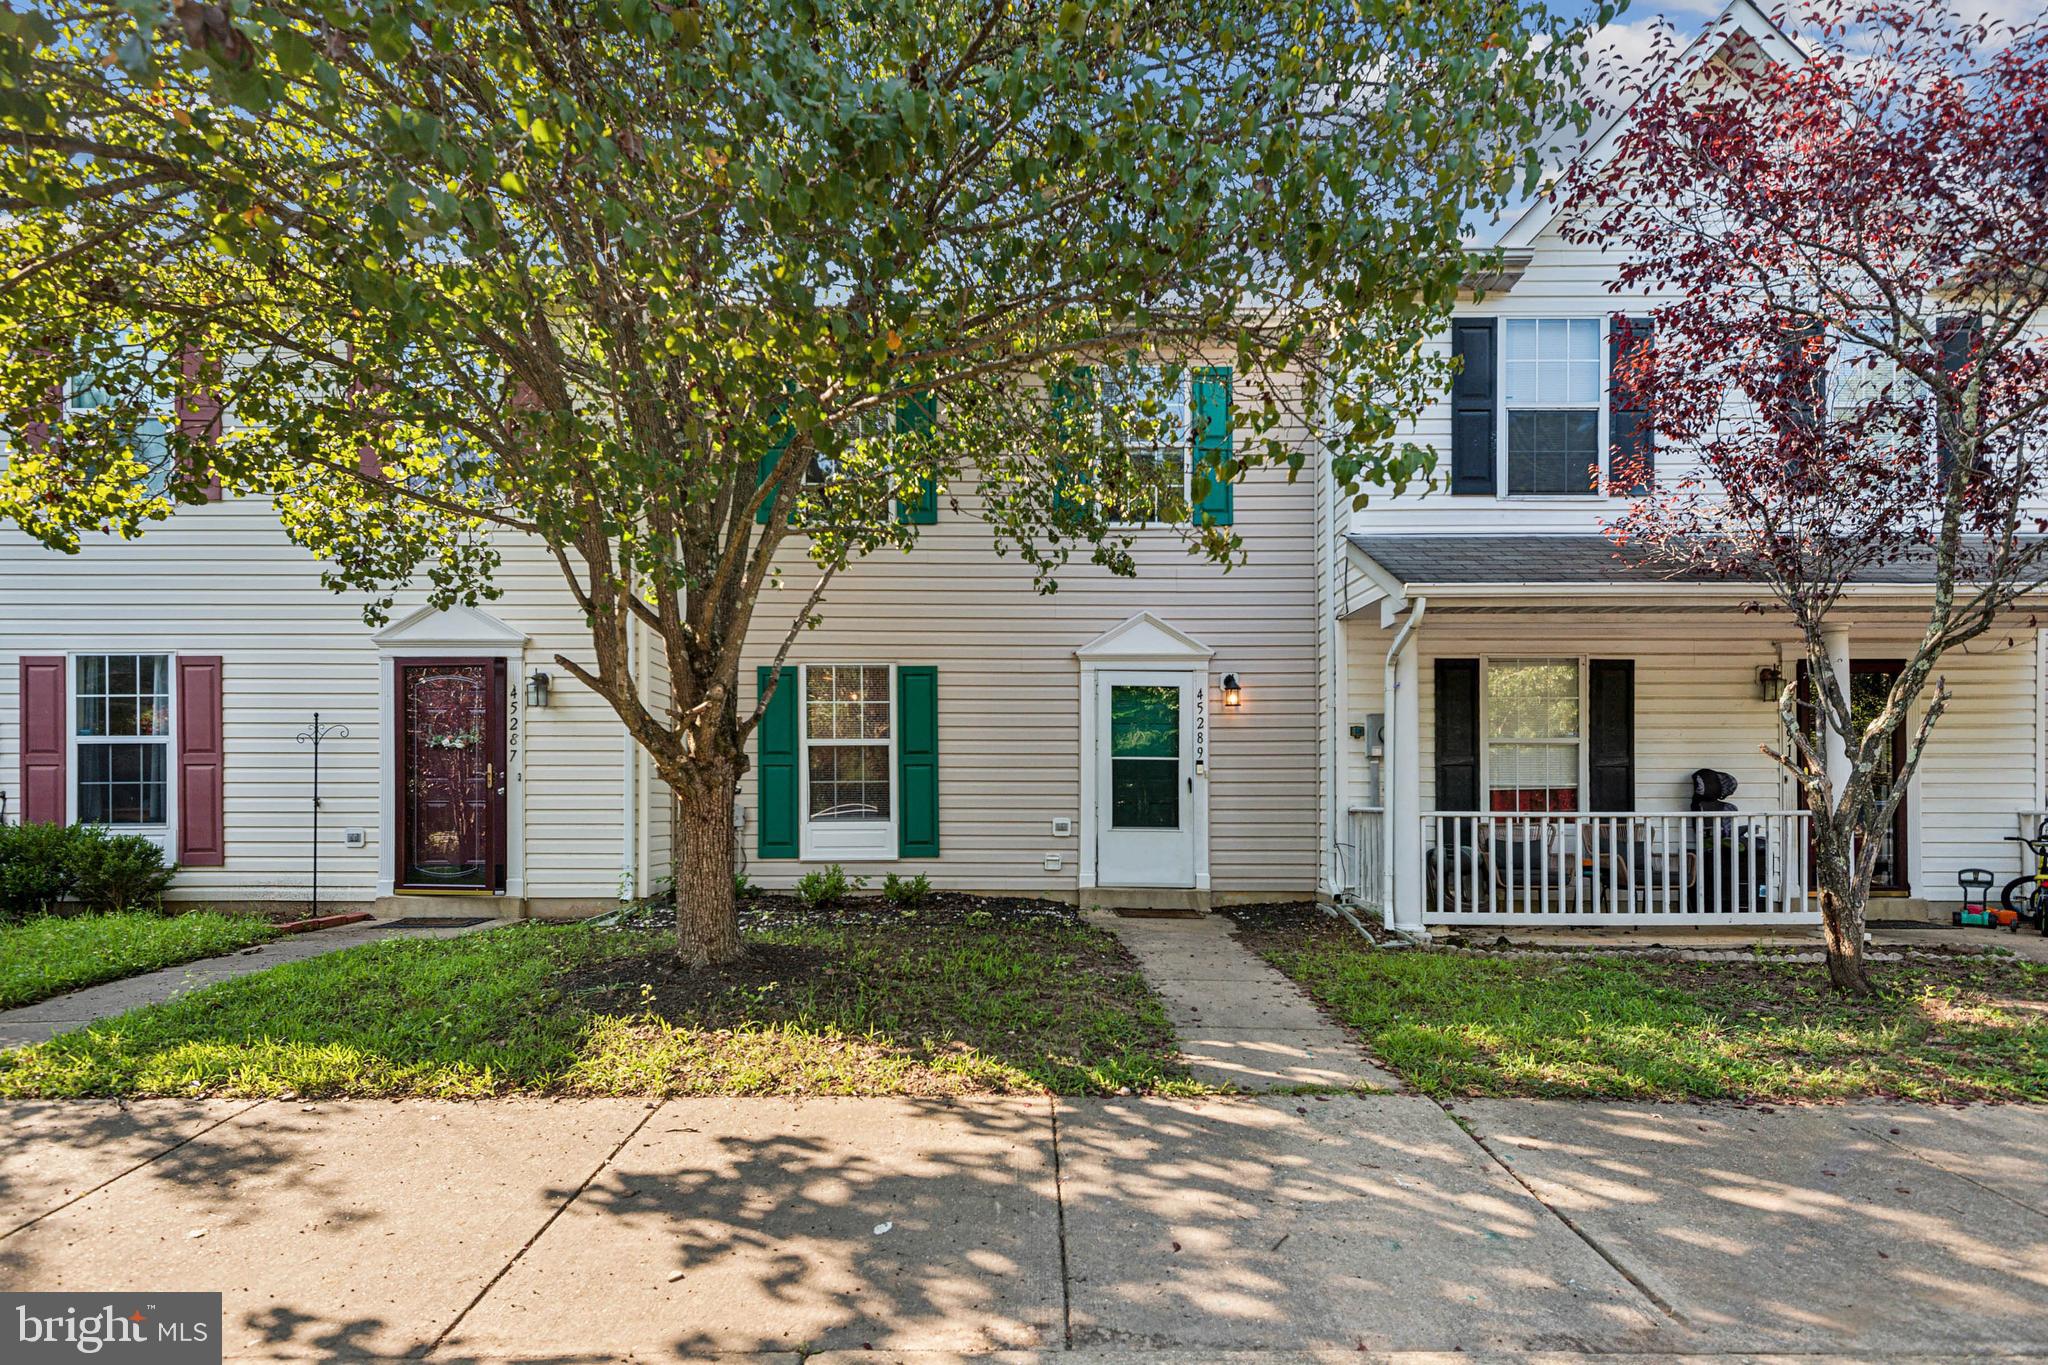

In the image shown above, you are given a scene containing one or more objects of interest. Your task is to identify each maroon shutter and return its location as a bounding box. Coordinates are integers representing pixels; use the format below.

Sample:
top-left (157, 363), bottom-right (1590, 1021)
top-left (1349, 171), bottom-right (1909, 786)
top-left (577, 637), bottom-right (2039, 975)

top-left (18, 656), bottom-right (67, 825)
top-left (345, 342), bottom-right (384, 479)
top-left (178, 346), bottom-right (224, 500)
top-left (19, 352), bottom-right (59, 452)
top-left (176, 656), bottom-right (226, 866)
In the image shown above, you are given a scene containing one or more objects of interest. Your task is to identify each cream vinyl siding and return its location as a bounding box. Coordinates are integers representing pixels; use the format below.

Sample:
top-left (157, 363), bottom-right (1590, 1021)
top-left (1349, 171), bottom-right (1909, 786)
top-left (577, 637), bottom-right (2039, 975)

top-left (1340, 607), bottom-right (2045, 904)
top-left (0, 493), bottom-right (652, 905)
top-left (736, 458), bottom-right (1321, 896)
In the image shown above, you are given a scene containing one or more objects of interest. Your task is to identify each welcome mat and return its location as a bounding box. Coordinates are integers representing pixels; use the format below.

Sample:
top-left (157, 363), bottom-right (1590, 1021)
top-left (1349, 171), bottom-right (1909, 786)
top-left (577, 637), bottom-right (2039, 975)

top-left (381, 916), bottom-right (496, 929)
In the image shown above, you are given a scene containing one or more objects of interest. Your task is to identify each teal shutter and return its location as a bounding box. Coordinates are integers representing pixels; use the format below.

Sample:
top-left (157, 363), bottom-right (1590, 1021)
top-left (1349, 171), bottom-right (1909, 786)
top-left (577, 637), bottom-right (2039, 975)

top-left (754, 433), bottom-right (791, 525)
top-left (755, 665), bottom-right (799, 858)
top-left (755, 412), bottom-right (794, 525)
top-left (1191, 364), bottom-right (1234, 526)
top-left (1050, 366), bottom-right (1094, 512)
top-left (895, 391), bottom-right (939, 525)
top-left (897, 665), bottom-right (939, 857)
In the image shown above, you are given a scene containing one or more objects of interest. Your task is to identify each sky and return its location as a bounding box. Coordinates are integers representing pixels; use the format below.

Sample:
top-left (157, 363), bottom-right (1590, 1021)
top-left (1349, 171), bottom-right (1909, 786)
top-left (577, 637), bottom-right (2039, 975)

top-left (1467, 0), bottom-right (2041, 244)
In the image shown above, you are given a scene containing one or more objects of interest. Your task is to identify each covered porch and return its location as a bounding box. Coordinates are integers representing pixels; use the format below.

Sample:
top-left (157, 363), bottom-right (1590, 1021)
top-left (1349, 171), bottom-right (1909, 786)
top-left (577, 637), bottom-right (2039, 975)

top-left (1334, 535), bottom-right (2045, 934)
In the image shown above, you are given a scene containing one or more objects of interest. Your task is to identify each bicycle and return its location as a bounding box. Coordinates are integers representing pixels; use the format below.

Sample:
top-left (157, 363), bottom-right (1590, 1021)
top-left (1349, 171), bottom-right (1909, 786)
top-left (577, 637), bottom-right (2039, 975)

top-left (1999, 835), bottom-right (2048, 934)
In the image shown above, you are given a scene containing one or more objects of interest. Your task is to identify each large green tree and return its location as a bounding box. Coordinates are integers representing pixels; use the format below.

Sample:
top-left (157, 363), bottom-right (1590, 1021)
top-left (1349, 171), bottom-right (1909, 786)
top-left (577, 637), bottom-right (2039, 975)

top-left (0, 0), bottom-right (1601, 961)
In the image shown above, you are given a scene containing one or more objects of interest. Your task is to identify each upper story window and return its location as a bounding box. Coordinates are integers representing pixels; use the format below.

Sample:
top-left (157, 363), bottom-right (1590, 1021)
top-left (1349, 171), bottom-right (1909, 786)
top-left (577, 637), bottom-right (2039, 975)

top-left (67, 355), bottom-right (175, 498)
top-left (1101, 365), bottom-right (1191, 524)
top-left (74, 653), bottom-right (173, 826)
top-left (1503, 319), bottom-right (1603, 496)
top-left (1449, 316), bottom-right (1622, 500)
top-left (1828, 318), bottom-right (1924, 453)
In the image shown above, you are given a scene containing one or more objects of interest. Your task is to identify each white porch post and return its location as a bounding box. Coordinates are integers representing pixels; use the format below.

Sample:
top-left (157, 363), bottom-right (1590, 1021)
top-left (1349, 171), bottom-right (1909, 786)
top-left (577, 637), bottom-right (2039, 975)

top-left (1388, 613), bottom-right (1426, 936)
top-left (1822, 624), bottom-right (1852, 809)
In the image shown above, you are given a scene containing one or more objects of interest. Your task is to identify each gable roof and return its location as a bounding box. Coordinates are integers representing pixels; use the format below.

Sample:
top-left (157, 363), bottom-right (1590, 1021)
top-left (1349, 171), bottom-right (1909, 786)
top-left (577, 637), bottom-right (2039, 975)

top-left (1496, 0), bottom-right (1808, 252)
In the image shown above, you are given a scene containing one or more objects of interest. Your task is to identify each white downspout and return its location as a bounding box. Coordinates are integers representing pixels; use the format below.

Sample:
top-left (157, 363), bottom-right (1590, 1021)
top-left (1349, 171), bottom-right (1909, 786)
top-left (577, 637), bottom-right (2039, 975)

top-left (620, 608), bottom-right (639, 903)
top-left (1382, 595), bottom-right (1427, 931)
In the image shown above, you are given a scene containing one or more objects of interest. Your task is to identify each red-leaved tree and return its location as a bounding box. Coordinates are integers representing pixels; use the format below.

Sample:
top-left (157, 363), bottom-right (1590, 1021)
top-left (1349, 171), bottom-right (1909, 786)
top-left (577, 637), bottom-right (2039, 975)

top-left (1562, 2), bottom-right (2048, 992)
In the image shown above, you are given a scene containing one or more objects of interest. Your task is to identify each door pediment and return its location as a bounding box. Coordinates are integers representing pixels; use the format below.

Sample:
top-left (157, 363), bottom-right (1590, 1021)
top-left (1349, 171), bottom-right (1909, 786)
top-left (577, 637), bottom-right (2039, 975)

top-left (373, 604), bottom-right (530, 651)
top-left (1075, 613), bottom-right (1214, 666)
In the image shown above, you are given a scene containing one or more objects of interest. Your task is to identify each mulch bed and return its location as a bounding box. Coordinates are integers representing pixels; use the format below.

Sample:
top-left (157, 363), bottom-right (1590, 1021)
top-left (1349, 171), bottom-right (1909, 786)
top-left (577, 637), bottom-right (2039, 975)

top-left (606, 890), bottom-right (1082, 935)
top-left (569, 890), bottom-right (1136, 1034)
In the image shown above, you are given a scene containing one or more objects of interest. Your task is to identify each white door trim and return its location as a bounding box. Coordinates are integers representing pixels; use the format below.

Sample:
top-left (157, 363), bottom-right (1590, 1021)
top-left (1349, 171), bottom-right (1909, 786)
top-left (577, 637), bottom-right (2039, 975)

top-left (1075, 614), bottom-right (1214, 893)
top-left (374, 608), bottom-right (529, 901)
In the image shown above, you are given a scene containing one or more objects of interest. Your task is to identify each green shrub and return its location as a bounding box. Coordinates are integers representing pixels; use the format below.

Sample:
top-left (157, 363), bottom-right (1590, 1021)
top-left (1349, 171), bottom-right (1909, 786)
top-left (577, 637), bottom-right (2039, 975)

top-left (0, 823), bottom-right (82, 921)
top-left (69, 833), bottom-right (176, 913)
top-left (0, 824), bottom-right (178, 921)
top-left (734, 872), bottom-right (757, 900)
top-left (881, 872), bottom-right (933, 908)
top-left (794, 864), bottom-right (864, 909)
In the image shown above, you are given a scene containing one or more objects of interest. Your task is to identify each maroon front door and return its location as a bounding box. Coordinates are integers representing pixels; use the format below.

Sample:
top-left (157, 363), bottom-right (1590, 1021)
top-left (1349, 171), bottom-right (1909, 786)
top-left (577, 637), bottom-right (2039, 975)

top-left (397, 659), bottom-right (507, 890)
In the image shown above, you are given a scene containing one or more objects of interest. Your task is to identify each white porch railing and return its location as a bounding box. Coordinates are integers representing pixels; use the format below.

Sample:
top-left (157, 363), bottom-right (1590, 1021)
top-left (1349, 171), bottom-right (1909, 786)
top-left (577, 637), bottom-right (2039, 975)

top-left (1421, 811), bottom-right (1815, 924)
top-left (1341, 806), bottom-right (1385, 911)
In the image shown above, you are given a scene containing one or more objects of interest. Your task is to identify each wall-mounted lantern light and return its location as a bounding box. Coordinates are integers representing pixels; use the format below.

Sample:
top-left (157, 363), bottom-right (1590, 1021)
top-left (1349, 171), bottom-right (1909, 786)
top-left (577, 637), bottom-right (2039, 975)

top-left (527, 669), bottom-right (553, 709)
top-left (1221, 673), bottom-right (1243, 709)
top-left (1755, 665), bottom-right (1783, 703)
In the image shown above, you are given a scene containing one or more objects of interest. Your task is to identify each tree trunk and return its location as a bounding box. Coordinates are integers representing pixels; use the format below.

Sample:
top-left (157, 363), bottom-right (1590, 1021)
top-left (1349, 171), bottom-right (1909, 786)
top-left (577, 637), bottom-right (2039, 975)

top-left (672, 760), bottom-right (743, 966)
top-left (1814, 842), bottom-right (1873, 995)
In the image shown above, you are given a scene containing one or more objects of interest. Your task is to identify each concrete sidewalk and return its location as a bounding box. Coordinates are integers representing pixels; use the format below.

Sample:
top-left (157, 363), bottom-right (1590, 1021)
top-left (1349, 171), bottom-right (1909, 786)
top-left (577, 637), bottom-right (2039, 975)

top-left (0, 917), bottom-right (501, 1050)
top-left (4, 1094), bottom-right (2046, 1360)
top-left (1095, 912), bottom-right (1399, 1091)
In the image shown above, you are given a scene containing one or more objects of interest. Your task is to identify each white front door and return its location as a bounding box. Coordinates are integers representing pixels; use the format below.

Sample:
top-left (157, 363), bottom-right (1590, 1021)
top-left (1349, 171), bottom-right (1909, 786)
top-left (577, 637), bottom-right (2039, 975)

top-left (1095, 669), bottom-right (1197, 888)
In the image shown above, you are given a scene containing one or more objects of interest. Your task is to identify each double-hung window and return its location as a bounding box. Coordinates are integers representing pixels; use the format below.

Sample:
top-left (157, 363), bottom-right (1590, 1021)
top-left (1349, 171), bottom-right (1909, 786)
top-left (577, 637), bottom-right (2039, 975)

top-left (1829, 317), bottom-right (1921, 453)
top-left (1101, 365), bottom-right (1190, 523)
top-left (1484, 658), bottom-right (1581, 812)
top-left (73, 653), bottom-right (174, 829)
top-left (1503, 319), bottom-right (1603, 495)
top-left (67, 354), bottom-right (175, 498)
top-left (802, 663), bottom-right (894, 858)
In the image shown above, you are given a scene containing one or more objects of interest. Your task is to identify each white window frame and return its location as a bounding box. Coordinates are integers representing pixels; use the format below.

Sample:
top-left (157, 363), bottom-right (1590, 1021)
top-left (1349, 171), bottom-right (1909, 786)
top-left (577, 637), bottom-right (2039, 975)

top-left (66, 347), bottom-right (177, 499)
top-left (1828, 316), bottom-right (1927, 457)
top-left (67, 651), bottom-right (178, 852)
top-left (1101, 364), bottom-right (1193, 526)
top-left (1478, 656), bottom-right (1587, 814)
top-left (791, 414), bottom-right (924, 527)
top-left (1497, 316), bottom-right (1610, 500)
top-left (798, 662), bottom-right (898, 861)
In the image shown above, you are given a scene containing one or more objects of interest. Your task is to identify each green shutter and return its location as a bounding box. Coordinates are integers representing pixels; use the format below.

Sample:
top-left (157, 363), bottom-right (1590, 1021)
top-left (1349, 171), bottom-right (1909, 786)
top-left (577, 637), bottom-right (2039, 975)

top-left (755, 665), bottom-right (799, 858)
top-left (897, 665), bottom-right (939, 858)
top-left (1191, 364), bottom-right (1234, 526)
top-left (754, 427), bottom-right (794, 526)
top-left (1050, 366), bottom-right (1094, 513)
top-left (895, 391), bottom-right (939, 525)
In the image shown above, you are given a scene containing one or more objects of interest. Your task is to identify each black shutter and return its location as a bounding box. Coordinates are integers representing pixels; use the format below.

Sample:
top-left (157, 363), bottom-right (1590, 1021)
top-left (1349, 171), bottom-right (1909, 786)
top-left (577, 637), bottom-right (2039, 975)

top-left (1935, 315), bottom-right (1980, 484)
top-left (1608, 316), bottom-right (1654, 495)
top-left (1587, 659), bottom-right (1635, 812)
top-left (1449, 319), bottom-right (1497, 495)
top-left (1434, 658), bottom-right (1481, 811)
top-left (1778, 317), bottom-right (1825, 436)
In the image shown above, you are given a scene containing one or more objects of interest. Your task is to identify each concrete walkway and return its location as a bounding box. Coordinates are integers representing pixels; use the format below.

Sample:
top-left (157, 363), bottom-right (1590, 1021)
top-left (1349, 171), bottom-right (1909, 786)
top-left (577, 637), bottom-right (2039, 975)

top-left (4, 1095), bottom-right (2047, 1360)
top-left (0, 917), bottom-right (501, 1050)
top-left (1094, 912), bottom-right (1399, 1091)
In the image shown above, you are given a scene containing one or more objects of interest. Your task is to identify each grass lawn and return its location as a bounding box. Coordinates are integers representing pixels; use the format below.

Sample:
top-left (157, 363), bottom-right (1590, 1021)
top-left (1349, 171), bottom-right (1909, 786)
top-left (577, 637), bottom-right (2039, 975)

top-left (0, 902), bottom-right (1191, 1098)
top-left (0, 911), bottom-right (280, 1011)
top-left (1236, 912), bottom-right (2048, 1102)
